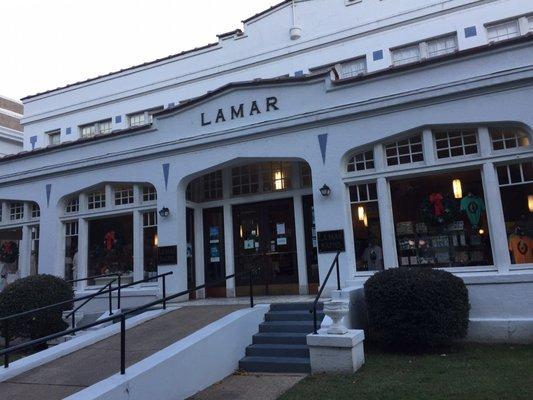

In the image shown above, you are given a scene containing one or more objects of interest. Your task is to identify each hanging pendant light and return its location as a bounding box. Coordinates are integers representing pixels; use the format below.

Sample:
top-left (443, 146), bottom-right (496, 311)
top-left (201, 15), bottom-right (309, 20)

top-left (453, 179), bottom-right (463, 199)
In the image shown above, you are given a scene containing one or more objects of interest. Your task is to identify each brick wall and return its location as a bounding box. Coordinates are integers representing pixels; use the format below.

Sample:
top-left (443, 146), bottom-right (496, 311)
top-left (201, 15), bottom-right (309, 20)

top-left (0, 97), bottom-right (23, 115)
top-left (0, 113), bottom-right (22, 132)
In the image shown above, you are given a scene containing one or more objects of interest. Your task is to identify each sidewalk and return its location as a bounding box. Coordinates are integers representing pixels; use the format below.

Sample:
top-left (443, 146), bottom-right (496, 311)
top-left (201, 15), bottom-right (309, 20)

top-left (0, 305), bottom-right (244, 400)
top-left (190, 372), bottom-right (306, 400)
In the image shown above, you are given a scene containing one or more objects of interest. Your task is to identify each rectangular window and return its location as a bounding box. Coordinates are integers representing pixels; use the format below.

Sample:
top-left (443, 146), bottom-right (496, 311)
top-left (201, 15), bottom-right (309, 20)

top-left (490, 127), bottom-right (530, 151)
top-left (88, 215), bottom-right (133, 285)
top-left (392, 44), bottom-right (421, 66)
top-left (80, 124), bottom-right (96, 138)
top-left (300, 163), bottom-right (312, 188)
top-left (143, 211), bottom-right (158, 279)
top-left (114, 186), bottom-right (134, 206)
top-left (427, 35), bottom-right (458, 58)
top-left (349, 183), bottom-right (382, 272)
top-left (487, 20), bottom-right (520, 42)
top-left (80, 120), bottom-right (112, 137)
top-left (435, 130), bottom-right (478, 159)
top-left (65, 221), bottom-right (79, 281)
top-left (65, 197), bottom-right (80, 213)
top-left (339, 57), bottom-right (367, 79)
top-left (31, 203), bottom-right (40, 219)
top-left (47, 130), bottom-right (61, 146)
top-left (385, 135), bottom-right (424, 166)
top-left (390, 170), bottom-right (493, 268)
top-left (10, 202), bottom-right (24, 220)
top-left (529, 16), bottom-right (533, 32)
top-left (128, 112), bottom-right (146, 127)
top-left (262, 162), bottom-right (292, 192)
top-left (203, 171), bottom-right (223, 201)
top-left (98, 120), bottom-right (112, 134)
top-left (232, 165), bottom-right (260, 196)
top-left (347, 150), bottom-right (374, 172)
top-left (88, 190), bottom-right (106, 210)
top-left (497, 162), bottom-right (533, 265)
top-left (142, 186), bottom-right (157, 202)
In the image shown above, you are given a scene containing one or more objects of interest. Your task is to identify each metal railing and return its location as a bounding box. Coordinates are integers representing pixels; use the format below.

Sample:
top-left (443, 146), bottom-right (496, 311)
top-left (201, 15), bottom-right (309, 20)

top-left (310, 251), bottom-right (341, 334)
top-left (67, 273), bottom-right (123, 312)
top-left (1, 271), bottom-right (173, 369)
top-left (1, 266), bottom-right (261, 374)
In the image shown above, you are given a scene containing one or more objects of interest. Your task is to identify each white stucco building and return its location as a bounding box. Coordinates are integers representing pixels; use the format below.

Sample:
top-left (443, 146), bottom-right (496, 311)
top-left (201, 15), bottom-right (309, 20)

top-left (1, 0), bottom-right (532, 340)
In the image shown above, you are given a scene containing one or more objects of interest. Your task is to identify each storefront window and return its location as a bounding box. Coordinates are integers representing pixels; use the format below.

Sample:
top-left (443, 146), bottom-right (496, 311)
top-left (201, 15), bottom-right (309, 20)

top-left (0, 228), bottom-right (22, 290)
top-left (262, 161), bottom-right (291, 192)
top-left (30, 226), bottom-right (39, 275)
top-left (88, 214), bottom-right (133, 285)
top-left (65, 221), bottom-right (79, 281)
top-left (390, 169), bottom-right (493, 268)
top-left (143, 211), bottom-right (158, 279)
top-left (349, 183), bottom-right (383, 271)
top-left (497, 161), bottom-right (533, 265)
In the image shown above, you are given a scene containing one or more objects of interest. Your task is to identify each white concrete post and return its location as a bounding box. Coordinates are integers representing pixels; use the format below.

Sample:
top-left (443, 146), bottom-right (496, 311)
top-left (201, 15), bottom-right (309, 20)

top-left (422, 128), bottom-right (436, 166)
top-left (223, 203), bottom-right (236, 297)
top-left (377, 177), bottom-right (398, 269)
top-left (18, 225), bottom-right (31, 278)
top-left (133, 210), bottom-right (144, 281)
top-left (482, 162), bottom-right (511, 272)
top-left (36, 204), bottom-right (62, 278)
top-left (194, 206), bottom-right (206, 298)
top-left (293, 194), bottom-right (309, 294)
top-left (77, 218), bottom-right (89, 290)
top-left (156, 184), bottom-right (188, 297)
top-left (105, 184), bottom-right (113, 211)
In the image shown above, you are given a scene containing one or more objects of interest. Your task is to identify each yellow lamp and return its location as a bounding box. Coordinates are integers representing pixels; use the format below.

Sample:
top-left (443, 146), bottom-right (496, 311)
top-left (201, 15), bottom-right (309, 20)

top-left (453, 179), bottom-right (463, 199)
top-left (357, 206), bottom-right (365, 221)
top-left (528, 195), bottom-right (533, 212)
top-left (153, 234), bottom-right (159, 246)
top-left (363, 214), bottom-right (368, 228)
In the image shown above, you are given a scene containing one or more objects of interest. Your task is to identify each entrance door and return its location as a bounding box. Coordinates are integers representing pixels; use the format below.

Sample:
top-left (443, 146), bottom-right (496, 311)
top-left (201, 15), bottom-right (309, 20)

top-left (233, 198), bottom-right (299, 296)
top-left (203, 207), bottom-right (226, 298)
top-left (303, 195), bottom-right (319, 294)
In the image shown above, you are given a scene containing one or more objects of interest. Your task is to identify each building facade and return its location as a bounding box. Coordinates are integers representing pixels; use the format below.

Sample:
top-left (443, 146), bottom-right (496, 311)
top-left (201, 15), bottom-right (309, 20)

top-left (1, 0), bottom-right (532, 337)
top-left (0, 95), bottom-right (23, 157)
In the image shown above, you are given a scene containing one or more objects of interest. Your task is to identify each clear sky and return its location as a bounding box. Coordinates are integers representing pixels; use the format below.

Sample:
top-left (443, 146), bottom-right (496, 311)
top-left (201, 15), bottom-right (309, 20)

top-left (0, 0), bottom-right (279, 101)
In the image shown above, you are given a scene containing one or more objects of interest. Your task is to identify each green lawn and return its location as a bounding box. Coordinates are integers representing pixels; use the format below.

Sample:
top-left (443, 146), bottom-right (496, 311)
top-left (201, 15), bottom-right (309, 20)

top-left (280, 345), bottom-right (533, 400)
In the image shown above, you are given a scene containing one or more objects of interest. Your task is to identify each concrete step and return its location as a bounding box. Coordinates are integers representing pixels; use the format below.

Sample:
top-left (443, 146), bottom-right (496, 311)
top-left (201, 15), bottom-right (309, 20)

top-left (265, 310), bottom-right (324, 322)
top-left (246, 344), bottom-right (309, 358)
top-left (259, 321), bottom-right (316, 333)
top-left (269, 302), bottom-right (323, 312)
top-left (239, 356), bottom-right (311, 373)
top-left (252, 332), bottom-right (309, 345)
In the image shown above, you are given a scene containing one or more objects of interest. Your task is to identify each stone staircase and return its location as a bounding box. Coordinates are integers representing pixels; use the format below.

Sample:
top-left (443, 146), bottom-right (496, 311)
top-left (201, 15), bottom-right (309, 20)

top-left (239, 302), bottom-right (324, 373)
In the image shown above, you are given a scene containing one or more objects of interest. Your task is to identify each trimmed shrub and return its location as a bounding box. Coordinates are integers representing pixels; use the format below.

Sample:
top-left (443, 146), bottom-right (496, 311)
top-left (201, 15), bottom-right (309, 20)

top-left (364, 267), bottom-right (469, 351)
top-left (0, 275), bottom-right (74, 341)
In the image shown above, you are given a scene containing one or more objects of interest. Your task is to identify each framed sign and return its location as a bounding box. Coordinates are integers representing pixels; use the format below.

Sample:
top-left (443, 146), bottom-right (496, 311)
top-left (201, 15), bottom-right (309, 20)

top-left (158, 246), bottom-right (178, 265)
top-left (317, 230), bottom-right (346, 253)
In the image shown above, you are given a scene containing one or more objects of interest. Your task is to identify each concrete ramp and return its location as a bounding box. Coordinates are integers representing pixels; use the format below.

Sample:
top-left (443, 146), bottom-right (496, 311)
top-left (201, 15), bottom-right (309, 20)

top-left (0, 305), bottom-right (245, 400)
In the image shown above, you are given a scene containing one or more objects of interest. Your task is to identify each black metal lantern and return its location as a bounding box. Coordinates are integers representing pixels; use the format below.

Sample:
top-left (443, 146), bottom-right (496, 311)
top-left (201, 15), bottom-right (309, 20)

top-left (319, 184), bottom-right (331, 197)
top-left (159, 207), bottom-right (170, 218)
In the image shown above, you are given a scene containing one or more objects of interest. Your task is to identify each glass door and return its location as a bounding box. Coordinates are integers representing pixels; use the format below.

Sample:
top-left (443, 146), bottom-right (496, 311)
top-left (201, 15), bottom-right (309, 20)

top-left (233, 198), bottom-right (299, 296)
top-left (203, 207), bottom-right (226, 297)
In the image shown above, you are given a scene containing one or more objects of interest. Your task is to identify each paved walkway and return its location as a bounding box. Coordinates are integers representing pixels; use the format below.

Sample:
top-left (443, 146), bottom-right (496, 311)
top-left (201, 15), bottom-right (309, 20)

top-left (0, 305), bottom-right (244, 400)
top-left (190, 372), bottom-right (306, 400)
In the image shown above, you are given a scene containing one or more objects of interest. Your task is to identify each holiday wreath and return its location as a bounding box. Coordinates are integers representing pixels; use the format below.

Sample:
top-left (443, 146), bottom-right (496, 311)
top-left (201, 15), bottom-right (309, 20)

top-left (0, 241), bottom-right (19, 264)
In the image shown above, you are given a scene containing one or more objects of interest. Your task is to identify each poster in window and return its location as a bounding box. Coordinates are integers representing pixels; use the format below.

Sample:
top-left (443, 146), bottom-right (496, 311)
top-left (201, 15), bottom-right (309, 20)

top-left (209, 226), bottom-right (220, 243)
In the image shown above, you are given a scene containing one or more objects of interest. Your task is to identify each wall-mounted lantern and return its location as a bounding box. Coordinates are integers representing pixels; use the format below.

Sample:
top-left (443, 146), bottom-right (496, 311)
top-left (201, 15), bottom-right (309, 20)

top-left (159, 207), bottom-right (170, 218)
top-left (319, 184), bottom-right (332, 197)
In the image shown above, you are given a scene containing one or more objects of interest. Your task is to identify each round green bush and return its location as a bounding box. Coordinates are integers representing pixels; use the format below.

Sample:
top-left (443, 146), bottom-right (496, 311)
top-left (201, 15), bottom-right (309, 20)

top-left (364, 268), bottom-right (469, 351)
top-left (0, 275), bottom-right (74, 341)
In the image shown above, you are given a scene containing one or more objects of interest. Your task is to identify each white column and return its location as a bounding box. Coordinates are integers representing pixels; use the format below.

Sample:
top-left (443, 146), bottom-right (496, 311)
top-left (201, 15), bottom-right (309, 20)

top-left (423, 128), bottom-right (436, 166)
top-left (482, 162), bottom-right (511, 272)
top-left (133, 210), bottom-right (143, 282)
top-left (373, 143), bottom-right (385, 171)
top-left (77, 218), bottom-right (89, 290)
top-left (194, 207), bottom-right (205, 298)
top-left (478, 126), bottom-right (493, 157)
top-left (293, 195), bottom-right (309, 294)
top-left (377, 177), bottom-right (398, 269)
top-left (223, 203), bottom-right (235, 297)
top-left (18, 225), bottom-right (32, 278)
top-left (156, 185), bottom-right (188, 297)
top-left (37, 205), bottom-right (63, 278)
top-left (105, 184), bottom-right (113, 211)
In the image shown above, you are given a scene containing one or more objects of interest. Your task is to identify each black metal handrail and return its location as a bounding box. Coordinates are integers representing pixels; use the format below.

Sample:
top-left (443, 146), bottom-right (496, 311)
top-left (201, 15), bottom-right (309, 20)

top-left (310, 252), bottom-right (341, 334)
top-left (64, 278), bottom-right (117, 335)
top-left (1, 271), bottom-right (173, 369)
top-left (1, 266), bottom-right (261, 374)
